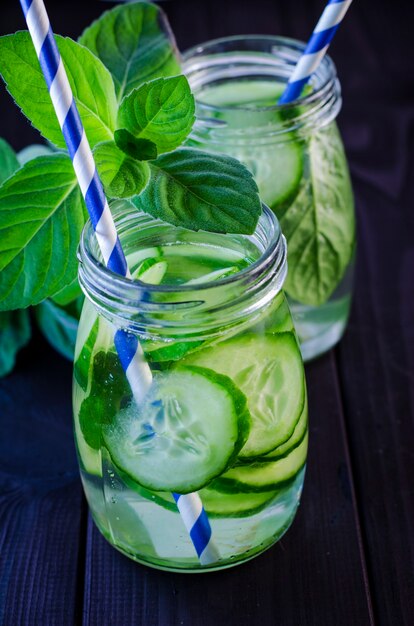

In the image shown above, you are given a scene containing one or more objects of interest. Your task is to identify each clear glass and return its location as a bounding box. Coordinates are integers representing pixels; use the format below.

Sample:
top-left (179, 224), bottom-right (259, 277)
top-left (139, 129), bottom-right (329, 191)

top-left (183, 36), bottom-right (356, 361)
top-left (73, 201), bottom-right (308, 572)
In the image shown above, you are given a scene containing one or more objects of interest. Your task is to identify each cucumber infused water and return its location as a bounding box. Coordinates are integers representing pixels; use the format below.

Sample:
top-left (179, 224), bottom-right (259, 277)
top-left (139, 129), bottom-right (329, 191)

top-left (184, 36), bottom-right (356, 361)
top-left (0, 2), bottom-right (309, 572)
top-left (74, 202), bottom-right (308, 571)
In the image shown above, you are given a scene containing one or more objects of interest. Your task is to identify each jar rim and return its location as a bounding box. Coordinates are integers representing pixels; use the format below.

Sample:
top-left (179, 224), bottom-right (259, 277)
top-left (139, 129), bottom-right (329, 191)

top-left (78, 202), bottom-right (287, 336)
top-left (182, 34), bottom-right (341, 136)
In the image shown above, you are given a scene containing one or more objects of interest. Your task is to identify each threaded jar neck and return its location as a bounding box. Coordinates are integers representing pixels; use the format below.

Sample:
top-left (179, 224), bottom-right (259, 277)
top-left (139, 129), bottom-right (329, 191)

top-left (78, 202), bottom-right (287, 340)
top-left (183, 35), bottom-right (341, 145)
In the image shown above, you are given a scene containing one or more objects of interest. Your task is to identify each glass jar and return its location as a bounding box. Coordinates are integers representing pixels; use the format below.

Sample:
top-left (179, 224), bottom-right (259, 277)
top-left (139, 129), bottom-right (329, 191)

top-left (73, 200), bottom-right (308, 572)
top-left (183, 36), bottom-right (356, 361)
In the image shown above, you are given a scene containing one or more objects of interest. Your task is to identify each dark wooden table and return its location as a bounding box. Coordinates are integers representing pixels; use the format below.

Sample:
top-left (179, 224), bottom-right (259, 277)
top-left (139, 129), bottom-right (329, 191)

top-left (1, 1), bottom-right (413, 624)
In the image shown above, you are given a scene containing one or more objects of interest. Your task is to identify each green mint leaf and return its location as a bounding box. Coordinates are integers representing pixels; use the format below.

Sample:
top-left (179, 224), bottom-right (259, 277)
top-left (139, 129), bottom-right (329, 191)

top-left (132, 148), bottom-right (261, 234)
top-left (0, 33), bottom-right (117, 149)
top-left (0, 138), bottom-right (20, 185)
top-left (117, 76), bottom-right (195, 154)
top-left (35, 298), bottom-right (79, 361)
top-left (94, 141), bottom-right (150, 198)
top-left (0, 154), bottom-right (87, 311)
top-left (0, 309), bottom-right (31, 377)
top-left (280, 124), bottom-right (355, 306)
top-left (79, 1), bottom-right (181, 103)
top-left (17, 143), bottom-right (54, 166)
top-left (114, 129), bottom-right (157, 161)
top-left (52, 276), bottom-right (83, 306)
top-left (78, 350), bottom-right (130, 449)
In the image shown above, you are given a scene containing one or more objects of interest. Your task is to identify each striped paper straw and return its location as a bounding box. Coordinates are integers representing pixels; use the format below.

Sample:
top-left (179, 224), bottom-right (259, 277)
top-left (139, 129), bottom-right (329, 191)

top-left (20, 0), bottom-right (219, 566)
top-left (279, 0), bottom-right (353, 104)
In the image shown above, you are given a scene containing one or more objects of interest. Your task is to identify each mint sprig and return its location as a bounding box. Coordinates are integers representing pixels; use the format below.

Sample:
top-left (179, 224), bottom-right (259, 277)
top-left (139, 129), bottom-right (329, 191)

top-left (0, 154), bottom-right (86, 311)
top-left (280, 125), bottom-right (355, 306)
top-left (0, 138), bottom-right (20, 185)
top-left (133, 148), bottom-right (261, 234)
top-left (118, 76), bottom-right (195, 154)
top-left (114, 130), bottom-right (157, 161)
top-left (0, 33), bottom-right (117, 149)
top-left (0, 309), bottom-right (31, 377)
top-left (93, 141), bottom-right (150, 199)
top-left (0, 0), bottom-right (262, 325)
top-left (79, 2), bottom-right (181, 103)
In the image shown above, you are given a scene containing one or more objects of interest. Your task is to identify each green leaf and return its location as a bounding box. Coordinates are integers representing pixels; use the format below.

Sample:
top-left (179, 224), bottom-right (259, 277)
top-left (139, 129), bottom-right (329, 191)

top-left (0, 309), bottom-right (31, 377)
top-left (0, 154), bottom-right (87, 311)
top-left (78, 350), bottom-right (130, 449)
top-left (117, 76), bottom-right (195, 153)
top-left (35, 298), bottom-right (79, 361)
top-left (0, 138), bottom-right (19, 185)
top-left (51, 276), bottom-right (83, 306)
top-left (79, 1), bottom-right (181, 102)
top-left (132, 148), bottom-right (261, 234)
top-left (17, 144), bottom-right (54, 166)
top-left (280, 124), bottom-right (355, 306)
top-left (74, 318), bottom-right (99, 392)
top-left (94, 141), bottom-right (150, 198)
top-left (114, 129), bottom-right (157, 161)
top-left (0, 33), bottom-right (117, 149)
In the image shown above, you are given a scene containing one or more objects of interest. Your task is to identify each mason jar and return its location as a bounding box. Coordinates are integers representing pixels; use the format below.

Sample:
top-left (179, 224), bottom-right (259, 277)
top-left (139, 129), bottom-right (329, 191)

top-left (183, 36), bottom-right (356, 361)
top-left (73, 200), bottom-right (308, 572)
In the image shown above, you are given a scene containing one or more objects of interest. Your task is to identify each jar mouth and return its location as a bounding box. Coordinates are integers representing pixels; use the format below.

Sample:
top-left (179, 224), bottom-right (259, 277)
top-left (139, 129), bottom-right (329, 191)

top-left (78, 202), bottom-right (287, 334)
top-left (182, 34), bottom-right (341, 137)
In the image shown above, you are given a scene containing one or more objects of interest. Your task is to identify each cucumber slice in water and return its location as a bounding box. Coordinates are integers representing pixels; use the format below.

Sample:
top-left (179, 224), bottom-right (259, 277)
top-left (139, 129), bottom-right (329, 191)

top-left (244, 140), bottom-right (303, 211)
top-left (182, 332), bottom-right (305, 458)
top-left (215, 432), bottom-right (308, 493)
top-left (199, 486), bottom-right (278, 518)
top-left (118, 466), bottom-right (278, 518)
top-left (259, 396), bottom-right (308, 461)
top-left (103, 365), bottom-right (251, 494)
top-left (132, 256), bottom-right (168, 284)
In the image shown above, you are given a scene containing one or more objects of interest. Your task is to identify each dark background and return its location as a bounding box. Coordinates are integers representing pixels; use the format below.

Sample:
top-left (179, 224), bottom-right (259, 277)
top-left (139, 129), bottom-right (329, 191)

top-left (1, 2), bottom-right (414, 625)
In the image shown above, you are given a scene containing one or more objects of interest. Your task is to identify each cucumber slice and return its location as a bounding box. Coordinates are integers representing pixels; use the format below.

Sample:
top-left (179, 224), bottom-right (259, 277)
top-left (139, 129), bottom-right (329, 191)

top-left (118, 465), bottom-right (277, 518)
top-left (132, 256), bottom-right (168, 285)
top-left (127, 246), bottom-right (163, 275)
top-left (103, 366), bottom-right (251, 494)
top-left (215, 432), bottom-right (308, 493)
top-left (244, 139), bottom-right (303, 211)
top-left (259, 396), bottom-right (308, 461)
top-left (199, 487), bottom-right (278, 518)
top-left (182, 332), bottom-right (305, 458)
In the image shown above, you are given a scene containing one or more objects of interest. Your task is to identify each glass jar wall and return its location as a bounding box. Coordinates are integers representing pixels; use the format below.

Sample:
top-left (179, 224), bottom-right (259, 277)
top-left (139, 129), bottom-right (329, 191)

top-left (183, 36), bottom-right (356, 361)
top-left (73, 201), bottom-right (308, 572)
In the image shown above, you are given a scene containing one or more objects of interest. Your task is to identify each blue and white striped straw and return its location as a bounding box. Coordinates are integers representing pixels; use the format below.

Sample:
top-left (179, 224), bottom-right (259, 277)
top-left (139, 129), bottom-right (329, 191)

top-left (20, 0), bottom-right (219, 566)
top-left (279, 0), bottom-right (353, 104)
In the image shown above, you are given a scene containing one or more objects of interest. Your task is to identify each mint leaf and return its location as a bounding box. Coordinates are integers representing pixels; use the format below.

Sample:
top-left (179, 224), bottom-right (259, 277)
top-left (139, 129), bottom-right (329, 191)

top-left (117, 76), bottom-right (195, 154)
top-left (0, 154), bottom-right (87, 311)
top-left (17, 144), bottom-right (54, 166)
top-left (0, 138), bottom-right (19, 185)
top-left (280, 124), bottom-right (355, 306)
top-left (35, 298), bottom-right (79, 360)
top-left (94, 141), bottom-right (150, 198)
top-left (0, 309), bottom-right (31, 377)
top-left (79, 2), bottom-right (181, 103)
top-left (114, 130), bottom-right (157, 161)
top-left (78, 350), bottom-right (130, 449)
top-left (132, 148), bottom-right (261, 234)
top-left (0, 33), bottom-right (117, 149)
top-left (52, 276), bottom-right (83, 306)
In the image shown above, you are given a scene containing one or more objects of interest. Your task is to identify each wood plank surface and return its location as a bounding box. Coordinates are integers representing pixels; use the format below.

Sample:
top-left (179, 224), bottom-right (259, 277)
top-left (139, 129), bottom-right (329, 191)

top-left (1, 1), bottom-right (413, 624)
top-left (0, 334), bottom-right (86, 626)
top-left (337, 175), bottom-right (414, 625)
top-left (81, 355), bottom-right (373, 626)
